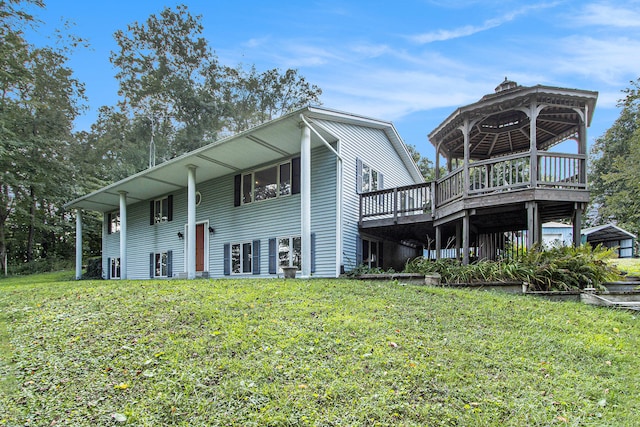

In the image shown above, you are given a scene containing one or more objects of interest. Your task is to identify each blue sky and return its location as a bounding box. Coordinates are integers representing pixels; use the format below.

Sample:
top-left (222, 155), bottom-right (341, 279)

top-left (26, 0), bottom-right (640, 161)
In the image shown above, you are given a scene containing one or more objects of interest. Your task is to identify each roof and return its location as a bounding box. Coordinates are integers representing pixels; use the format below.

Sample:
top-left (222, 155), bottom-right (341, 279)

top-left (428, 82), bottom-right (598, 161)
top-left (582, 223), bottom-right (636, 242)
top-left (542, 221), bottom-right (572, 229)
top-left (65, 106), bottom-right (423, 212)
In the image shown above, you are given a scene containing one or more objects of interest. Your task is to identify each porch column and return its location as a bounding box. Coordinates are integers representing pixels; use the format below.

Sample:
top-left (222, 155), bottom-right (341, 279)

top-left (187, 165), bottom-right (197, 279)
top-left (462, 211), bottom-right (470, 265)
top-left (75, 209), bottom-right (82, 280)
top-left (573, 203), bottom-right (583, 247)
top-left (300, 123), bottom-right (312, 278)
top-left (119, 191), bottom-right (128, 280)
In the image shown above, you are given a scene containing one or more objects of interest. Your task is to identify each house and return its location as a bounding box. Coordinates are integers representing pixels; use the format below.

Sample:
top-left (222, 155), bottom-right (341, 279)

top-left (65, 107), bottom-right (424, 280)
top-left (541, 222), bottom-right (574, 248)
top-left (582, 223), bottom-right (636, 258)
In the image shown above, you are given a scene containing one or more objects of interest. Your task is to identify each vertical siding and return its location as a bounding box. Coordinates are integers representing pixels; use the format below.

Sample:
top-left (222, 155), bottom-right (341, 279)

top-left (313, 120), bottom-right (421, 272)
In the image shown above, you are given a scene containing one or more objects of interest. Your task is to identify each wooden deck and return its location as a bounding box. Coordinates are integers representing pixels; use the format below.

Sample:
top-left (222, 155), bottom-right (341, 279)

top-left (359, 151), bottom-right (588, 251)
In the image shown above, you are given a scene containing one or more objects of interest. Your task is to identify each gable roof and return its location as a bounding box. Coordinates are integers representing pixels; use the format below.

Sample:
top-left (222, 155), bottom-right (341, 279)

top-left (65, 106), bottom-right (423, 212)
top-left (582, 223), bottom-right (636, 242)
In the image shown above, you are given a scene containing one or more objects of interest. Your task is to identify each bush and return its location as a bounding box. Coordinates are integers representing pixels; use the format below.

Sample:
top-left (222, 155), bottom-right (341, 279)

top-left (404, 245), bottom-right (621, 291)
top-left (83, 257), bottom-right (103, 279)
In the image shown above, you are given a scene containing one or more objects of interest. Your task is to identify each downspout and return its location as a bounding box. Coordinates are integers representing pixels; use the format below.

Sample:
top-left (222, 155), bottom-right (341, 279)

top-left (299, 114), bottom-right (344, 277)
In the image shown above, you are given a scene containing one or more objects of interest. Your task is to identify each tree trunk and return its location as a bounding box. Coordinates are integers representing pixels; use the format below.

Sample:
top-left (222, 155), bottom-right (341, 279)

top-left (26, 185), bottom-right (36, 262)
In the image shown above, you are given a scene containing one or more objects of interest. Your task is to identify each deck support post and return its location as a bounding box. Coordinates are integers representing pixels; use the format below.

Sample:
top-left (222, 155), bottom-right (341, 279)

top-left (187, 165), bottom-right (197, 279)
top-left (300, 122), bottom-right (312, 278)
top-left (462, 211), bottom-right (470, 265)
top-left (75, 209), bottom-right (82, 280)
top-left (435, 225), bottom-right (441, 260)
top-left (119, 191), bottom-right (127, 280)
top-left (526, 201), bottom-right (539, 249)
top-left (573, 203), bottom-right (583, 247)
top-left (455, 222), bottom-right (462, 260)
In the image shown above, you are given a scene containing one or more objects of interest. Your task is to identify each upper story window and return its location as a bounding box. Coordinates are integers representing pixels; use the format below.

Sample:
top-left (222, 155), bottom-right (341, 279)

top-left (107, 212), bottom-right (120, 234)
top-left (357, 158), bottom-right (384, 193)
top-left (238, 159), bottom-right (297, 205)
top-left (150, 195), bottom-right (173, 225)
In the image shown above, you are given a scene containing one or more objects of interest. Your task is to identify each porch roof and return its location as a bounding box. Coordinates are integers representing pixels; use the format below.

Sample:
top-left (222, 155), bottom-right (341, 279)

top-left (65, 106), bottom-right (422, 212)
top-left (428, 83), bottom-right (598, 160)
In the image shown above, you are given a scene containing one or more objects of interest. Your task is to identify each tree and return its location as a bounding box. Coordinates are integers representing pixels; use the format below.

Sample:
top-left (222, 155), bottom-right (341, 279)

top-left (405, 144), bottom-right (442, 181)
top-left (589, 79), bottom-right (640, 243)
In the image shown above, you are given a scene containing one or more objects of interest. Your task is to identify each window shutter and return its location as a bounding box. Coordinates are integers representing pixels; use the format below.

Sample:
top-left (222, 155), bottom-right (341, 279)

top-left (291, 157), bottom-right (301, 195)
top-left (356, 235), bottom-right (363, 265)
top-left (107, 257), bottom-right (111, 279)
top-left (253, 240), bottom-right (260, 275)
top-left (311, 233), bottom-right (316, 273)
top-left (107, 213), bottom-right (112, 235)
top-left (223, 243), bottom-right (230, 275)
top-left (167, 195), bottom-right (173, 222)
top-left (356, 158), bottom-right (363, 193)
top-left (149, 252), bottom-right (155, 278)
top-left (268, 238), bottom-right (277, 274)
top-left (167, 250), bottom-right (173, 278)
top-left (150, 201), bottom-right (155, 225)
top-left (234, 174), bottom-right (241, 206)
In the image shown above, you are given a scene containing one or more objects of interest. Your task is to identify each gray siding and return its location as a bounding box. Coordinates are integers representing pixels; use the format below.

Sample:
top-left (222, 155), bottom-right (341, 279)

top-left (103, 145), bottom-right (337, 279)
top-left (312, 119), bottom-right (421, 272)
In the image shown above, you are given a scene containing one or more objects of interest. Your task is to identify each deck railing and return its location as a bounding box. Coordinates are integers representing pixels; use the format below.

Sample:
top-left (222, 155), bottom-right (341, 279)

top-left (359, 151), bottom-right (586, 223)
top-left (359, 182), bottom-right (433, 223)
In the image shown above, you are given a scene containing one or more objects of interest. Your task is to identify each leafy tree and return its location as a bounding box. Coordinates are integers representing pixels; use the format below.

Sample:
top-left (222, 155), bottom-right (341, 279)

top-left (405, 144), bottom-right (442, 181)
top-left (589, 79), bottom-right (640, 243)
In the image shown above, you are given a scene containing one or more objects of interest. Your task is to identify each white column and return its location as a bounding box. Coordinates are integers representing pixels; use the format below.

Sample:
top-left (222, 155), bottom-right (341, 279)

top-left (187, 165), bottom-right (197, 279)
top-left (119, 191), bottom-right (128, 280)
top-left (75, 209), bottom-right (82, 280)
top-left (301, 123), bottom-right (312, 278)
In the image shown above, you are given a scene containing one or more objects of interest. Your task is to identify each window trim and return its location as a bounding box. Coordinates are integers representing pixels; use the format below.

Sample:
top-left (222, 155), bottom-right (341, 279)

top-left (277, 235), bottom-right (302, 272)
top-left (110, 257), bottom-right (121, 279)
top-left (154, 251), bottom-right (168, 278)
top-left (240, 159), bottom-right (294, 205)
top-left (357, 158), bottom-right (383, 194)
top-left (150, 195), bottom-right (173, 225)
top-left (230, 241), bottom-right (253, 275)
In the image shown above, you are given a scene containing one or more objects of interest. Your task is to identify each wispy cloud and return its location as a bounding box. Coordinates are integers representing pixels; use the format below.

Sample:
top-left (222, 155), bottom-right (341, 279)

top-left (408, 2), bottom-right (558, 44)
top-left (571, 2), bottom-right (640, 28)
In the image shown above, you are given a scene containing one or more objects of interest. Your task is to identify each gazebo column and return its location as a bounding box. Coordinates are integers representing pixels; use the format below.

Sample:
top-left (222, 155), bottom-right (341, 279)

top-left (527, 100), bottom-right (542, 188)
top-left (300, 123), bottom-right (312, 278)
top-left (187, 165), bottom-right (197, 279)
top-left (119, 191), bottom-right (128, 280)
top-left (75, 209), bottom-right (82, 280)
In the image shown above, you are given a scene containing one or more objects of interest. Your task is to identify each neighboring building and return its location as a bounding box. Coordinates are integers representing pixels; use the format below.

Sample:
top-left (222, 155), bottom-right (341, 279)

top-left (582, 224), bottom-right (636, 258)
top-left (65, 107), bottom-right (424, 279)
top-left (541, 222), bottom-right (574, 248)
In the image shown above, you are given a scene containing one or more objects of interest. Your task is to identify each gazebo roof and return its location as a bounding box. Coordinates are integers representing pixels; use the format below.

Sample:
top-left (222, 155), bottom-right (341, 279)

top-left (428, 80), bottom-right (598, 160)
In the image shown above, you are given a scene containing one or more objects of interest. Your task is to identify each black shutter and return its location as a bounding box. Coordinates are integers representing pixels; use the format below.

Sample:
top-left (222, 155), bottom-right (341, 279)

top-left (356, 235), bottom-right (363, 265)
top-left (291, 157), bottom-right (301, 195)
top-left (311, 233), bottom-right (316, 274)
top-left (107, 257), bottom-right (111, 279)
top-left (167, 250), bottom-right (173, 278)
top-left (149, 252), bottom-right (155, 278)
top-left (253, 240), bottom-right (260, 275)
top-left (223, 243), bottom-right (230, 275)
top-left (268, 238), bottom-right (277, 274)
top-left (107, 213), bottom-right (112, 235)
top-left (167, 195), bottom-right (173, 222)
top-left (150, 201), bottom-right (155, 225)
top-left (356, 158), bottom-right (363, 193)
top-left (234, 174), bottom-right (241, 206)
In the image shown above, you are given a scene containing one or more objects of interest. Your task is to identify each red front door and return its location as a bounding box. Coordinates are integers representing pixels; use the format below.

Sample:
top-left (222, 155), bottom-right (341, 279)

top-left (196, 223), bottom-right (205, 272)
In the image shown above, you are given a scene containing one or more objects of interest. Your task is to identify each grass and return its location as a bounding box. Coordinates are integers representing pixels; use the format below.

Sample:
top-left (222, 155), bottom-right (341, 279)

top-left (610, 257), bottom-right (640, 277)
top-left (1, 273), bottom-right (638, 426)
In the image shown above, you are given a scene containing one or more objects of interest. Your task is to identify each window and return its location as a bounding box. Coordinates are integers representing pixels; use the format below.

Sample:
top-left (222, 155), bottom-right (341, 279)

top-left (231, 242), bottom-right (253, 274)
top-left (107, 212), bottom-right (120, 234)
top-left (150, 195), bottom-right (173, 225)
top-left (110, 257), bottom-right (121, 279)
top-left (155, 252), bottom-right (168, 277)
top-left (278, 236), bottom-right (302, 271)
top-left (357, 159), bottom-right (383, 193)
top-left (235, 159), bottom-right (299, 206)
top-left (362, 238), bottom-right (383, 269)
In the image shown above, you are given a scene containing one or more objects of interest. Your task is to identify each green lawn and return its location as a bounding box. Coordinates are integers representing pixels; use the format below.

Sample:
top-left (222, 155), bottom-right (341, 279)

top-left (611, 257), bottom-right (640, 277)
top-left (1, 273), bottom-right (638, 426)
